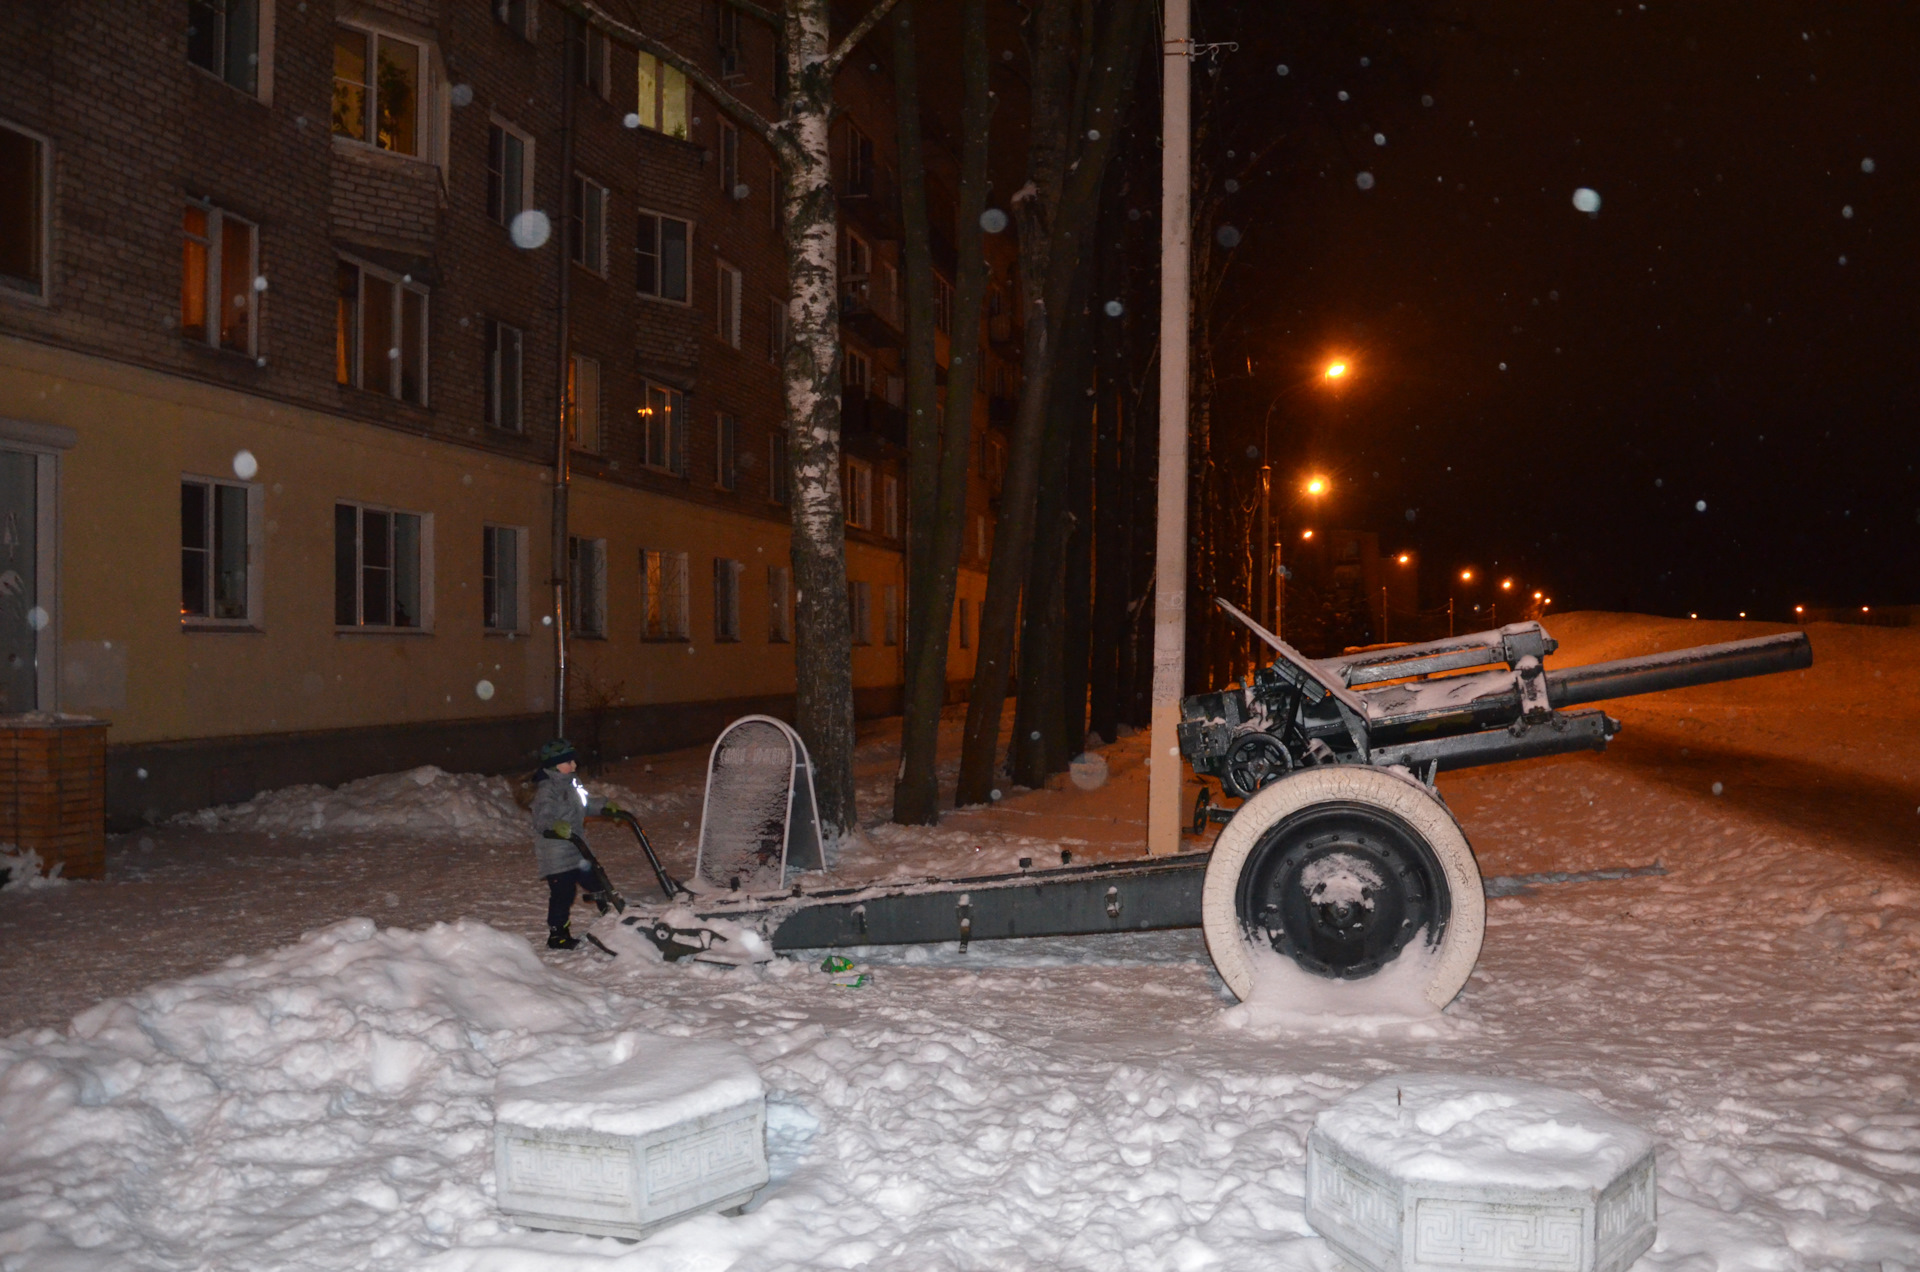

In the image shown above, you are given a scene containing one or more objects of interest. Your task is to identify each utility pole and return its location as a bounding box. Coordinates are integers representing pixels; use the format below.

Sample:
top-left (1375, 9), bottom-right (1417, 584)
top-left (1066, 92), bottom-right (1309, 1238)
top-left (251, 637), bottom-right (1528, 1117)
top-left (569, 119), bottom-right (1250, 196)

top-left (552, 28), bottom-right (576, 739)
top-left (1256, 462), bottom-right (1270, 672)
top-left (1146, 0), bottom-right (1191, 856)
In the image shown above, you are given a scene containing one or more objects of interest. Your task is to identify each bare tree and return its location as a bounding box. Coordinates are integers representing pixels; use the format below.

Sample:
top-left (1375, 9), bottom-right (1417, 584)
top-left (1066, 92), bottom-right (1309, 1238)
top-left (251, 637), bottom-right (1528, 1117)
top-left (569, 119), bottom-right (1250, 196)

top-left (954, 0), bottom-right (1151, 807)
top-left (891, 0), bottom-right (995, 825)
top-left (560, 0), bottom-right (903, 834)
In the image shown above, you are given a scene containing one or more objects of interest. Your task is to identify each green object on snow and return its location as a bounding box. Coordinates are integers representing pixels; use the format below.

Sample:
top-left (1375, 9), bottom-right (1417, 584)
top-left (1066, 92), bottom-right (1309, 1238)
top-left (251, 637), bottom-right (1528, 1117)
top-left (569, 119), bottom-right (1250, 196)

top-left (820, 954), bottom-right (857, 974)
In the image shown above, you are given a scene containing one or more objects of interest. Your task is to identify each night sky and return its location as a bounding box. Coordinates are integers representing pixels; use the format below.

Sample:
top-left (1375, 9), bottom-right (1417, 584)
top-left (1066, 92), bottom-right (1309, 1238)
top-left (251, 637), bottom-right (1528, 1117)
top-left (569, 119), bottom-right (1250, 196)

top-left (1197, 0), bottom-right (1918, 619)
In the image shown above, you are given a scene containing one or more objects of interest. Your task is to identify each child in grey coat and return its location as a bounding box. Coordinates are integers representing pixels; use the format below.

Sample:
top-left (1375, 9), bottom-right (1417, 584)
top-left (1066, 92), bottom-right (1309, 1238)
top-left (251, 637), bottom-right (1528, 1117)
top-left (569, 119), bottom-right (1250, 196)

top-left (530, 738), bottom-right (623, 948)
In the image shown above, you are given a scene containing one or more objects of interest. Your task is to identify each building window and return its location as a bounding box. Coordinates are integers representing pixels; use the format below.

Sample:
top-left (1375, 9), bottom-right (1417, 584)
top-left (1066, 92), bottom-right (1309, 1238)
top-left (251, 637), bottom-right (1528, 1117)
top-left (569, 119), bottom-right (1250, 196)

top-left (568, 353), bottom-right (601, 453)
top-left (769, 431), bottom-right (789, 505)
top-left (976, 514), bottom-right (988, 561)
top-left (482, 524), bottom-right (523, 631)
top-left (636, 210), bottom-right (690, 302)
top-left (845, 458), bottom-right (872, 529)
top-left (639, 548), bottom-right (689, 639)
top-left (883, 583), bottom-right (899, 647)
top-left (718, 4), bottom-right (742, 76)
top-left (570, 174), bottom-right (607, 273)
top-left (485, 320), bottom-right (522, 431)
top-left (715, 261), bottom-right (741, 347)
top-left (567, 14), bottom-right (609, 98)
top-left (768, 565), bottom-right (791, 642)
top-left (181, 202), bottom-right (258, 356)
top-left (848, 580), bottom-right (871, 645)
top-left (188, 0), bottom-right (262, 95)
top-left (767, 296), bottom-right (788, 364)
top-left (633, 52), bottom-right (689, 139)
top-left (719, 121), bottom-right (740, 196)
top-left (713, 557), bottom-right (743, 641)
top-left (495, 0), bottom-right (534, 39)
top-left (842, 123), bottom-right (874, 195)
top-left (933, 274), bottom-right (953, 334)
top-left (0, 124), bottom-right (49, 300)
top-left (843, 231), bottom-right (871, 302)
top-left (715, 412), bottom-right (738, 490)
top-left (843, 347), bottom-right (871, 395)
top-left (335, 258), bottom-right (428, 404)
top-left (181, 478), bottom-right (258, 624)
top-left (335, 502), bottom-right (429, 630)
top-left (880, 474), bottom-right (900, 539)
top-left (487, 122), bottom-right (533, 226)
top-left (958, 597), bottom-right (972, 649)
top-left (639, 381), bottom-right (686, 474)
top-left (332, 25), bottom-right (425, 157)
top-left (568, 535), bottom-right (607, 637)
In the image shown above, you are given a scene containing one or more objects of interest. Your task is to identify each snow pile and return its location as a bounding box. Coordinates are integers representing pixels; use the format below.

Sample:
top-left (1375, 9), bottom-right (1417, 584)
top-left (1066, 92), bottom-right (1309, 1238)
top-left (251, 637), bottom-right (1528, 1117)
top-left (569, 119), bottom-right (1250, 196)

top-left (176, 766), bottom-right (529, 842)
top-left (1315, 1073), bottom-right (1652, 1191)
top-left (0, 918), bottom-right (640, 1269)
top-left (0, 845), bottom-right (66, 891)
top-left (495, 1031), bottom-right (763, 1137)
top-left (1223, 937), bottom-right (1453, 1038)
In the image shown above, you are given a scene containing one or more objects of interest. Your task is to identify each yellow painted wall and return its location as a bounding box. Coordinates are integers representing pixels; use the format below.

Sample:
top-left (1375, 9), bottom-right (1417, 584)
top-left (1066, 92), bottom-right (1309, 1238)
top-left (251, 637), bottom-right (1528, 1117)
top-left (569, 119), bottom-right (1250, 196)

top-left (0, 337), bottom-right (964, 750)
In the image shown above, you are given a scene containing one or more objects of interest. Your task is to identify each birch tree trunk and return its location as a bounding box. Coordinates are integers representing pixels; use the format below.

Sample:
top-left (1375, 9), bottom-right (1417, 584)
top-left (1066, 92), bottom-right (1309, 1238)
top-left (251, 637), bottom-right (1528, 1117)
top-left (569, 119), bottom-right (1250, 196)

top-left (892, 0), bottom-right (994, 824)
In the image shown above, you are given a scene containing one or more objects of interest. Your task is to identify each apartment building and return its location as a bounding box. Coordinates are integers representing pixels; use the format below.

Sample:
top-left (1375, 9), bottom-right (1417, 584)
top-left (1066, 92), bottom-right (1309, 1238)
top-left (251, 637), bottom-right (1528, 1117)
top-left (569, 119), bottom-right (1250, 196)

top-left (0, 0), bottom-right (1012, 826)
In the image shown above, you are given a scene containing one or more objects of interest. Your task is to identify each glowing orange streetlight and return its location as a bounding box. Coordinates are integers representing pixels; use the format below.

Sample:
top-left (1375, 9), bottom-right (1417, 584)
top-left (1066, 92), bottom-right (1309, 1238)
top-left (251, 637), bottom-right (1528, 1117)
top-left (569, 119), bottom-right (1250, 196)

top-left (1794, 605), bottom-right (1805, 615)
top-left (1301, 529), bottom-right (1315, 540)
top-left (1460, 570), bottom-right (1474, 583)
top-left (1324, 361), bottom-right (1348, 381)
top-left (1397, 553), bottom-right (1410, 565)
top-left (1501, 579), bottom-right (1514, 591)
top-left (1533, 590), bottom-right (1543, 600)
top-left (1304, 475), bottom-right (1329, 497)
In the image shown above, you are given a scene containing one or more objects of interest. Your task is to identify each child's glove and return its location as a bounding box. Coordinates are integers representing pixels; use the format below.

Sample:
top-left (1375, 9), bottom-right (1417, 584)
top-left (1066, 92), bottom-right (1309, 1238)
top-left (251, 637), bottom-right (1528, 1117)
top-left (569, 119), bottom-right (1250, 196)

top-left (545, 820), bottom-right (574, 840)
top-left (601, 800), bottom-right (623, 817)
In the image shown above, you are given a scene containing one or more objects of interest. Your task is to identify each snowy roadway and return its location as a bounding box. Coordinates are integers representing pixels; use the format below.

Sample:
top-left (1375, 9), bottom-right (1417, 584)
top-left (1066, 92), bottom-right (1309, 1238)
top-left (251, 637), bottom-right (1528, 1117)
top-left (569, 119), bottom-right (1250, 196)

top-left (1, 613), bottom-right (1917, 1270)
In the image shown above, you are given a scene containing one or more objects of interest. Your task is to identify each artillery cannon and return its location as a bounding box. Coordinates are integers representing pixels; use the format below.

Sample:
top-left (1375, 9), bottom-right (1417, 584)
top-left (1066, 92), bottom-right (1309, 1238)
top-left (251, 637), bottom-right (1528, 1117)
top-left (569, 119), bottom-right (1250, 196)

top-left (629, 605), bottom-right (1810, 1011)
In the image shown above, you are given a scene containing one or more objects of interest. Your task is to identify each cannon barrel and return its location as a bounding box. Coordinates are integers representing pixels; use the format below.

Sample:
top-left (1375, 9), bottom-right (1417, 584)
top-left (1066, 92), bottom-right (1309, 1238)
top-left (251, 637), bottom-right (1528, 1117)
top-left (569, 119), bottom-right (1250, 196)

top-left (1546, 631), bottom-right (1811, 708)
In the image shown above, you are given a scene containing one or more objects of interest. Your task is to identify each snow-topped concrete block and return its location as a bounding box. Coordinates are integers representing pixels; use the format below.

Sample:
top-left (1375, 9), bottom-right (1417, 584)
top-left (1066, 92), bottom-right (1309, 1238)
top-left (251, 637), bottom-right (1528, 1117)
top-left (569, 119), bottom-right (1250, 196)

top-left (1305, 1074), bottom-right (1656, 1272)
top-left (493, 1032), bottom-right (769, 1239)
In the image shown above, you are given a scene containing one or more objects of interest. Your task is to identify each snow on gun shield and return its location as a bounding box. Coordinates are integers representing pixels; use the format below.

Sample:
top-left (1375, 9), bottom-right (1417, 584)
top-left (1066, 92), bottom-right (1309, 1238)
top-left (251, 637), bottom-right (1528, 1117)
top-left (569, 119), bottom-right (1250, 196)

top-left (627, 614), bottom-right (1808, 1010)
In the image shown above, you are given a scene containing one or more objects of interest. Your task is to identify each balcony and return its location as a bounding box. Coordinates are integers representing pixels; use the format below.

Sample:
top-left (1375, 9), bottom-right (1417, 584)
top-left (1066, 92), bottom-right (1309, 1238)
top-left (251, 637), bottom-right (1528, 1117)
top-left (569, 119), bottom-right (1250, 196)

top-left (839, 278), bottom-right (904, 349)
top-left (841, 389), bottom-right (908, 452)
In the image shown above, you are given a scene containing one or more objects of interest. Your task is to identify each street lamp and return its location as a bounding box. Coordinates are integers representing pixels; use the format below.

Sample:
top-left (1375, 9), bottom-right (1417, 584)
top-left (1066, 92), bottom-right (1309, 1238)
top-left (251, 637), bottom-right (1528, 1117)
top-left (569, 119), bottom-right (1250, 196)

top-left (1324, 360), bottom-right (1349, 381)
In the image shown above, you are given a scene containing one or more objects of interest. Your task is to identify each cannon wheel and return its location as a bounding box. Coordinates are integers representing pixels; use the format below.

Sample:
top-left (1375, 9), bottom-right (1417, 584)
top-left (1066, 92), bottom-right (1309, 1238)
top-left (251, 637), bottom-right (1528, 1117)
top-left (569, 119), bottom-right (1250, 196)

top-left (1200, 765), bottom-right (1485, 1008)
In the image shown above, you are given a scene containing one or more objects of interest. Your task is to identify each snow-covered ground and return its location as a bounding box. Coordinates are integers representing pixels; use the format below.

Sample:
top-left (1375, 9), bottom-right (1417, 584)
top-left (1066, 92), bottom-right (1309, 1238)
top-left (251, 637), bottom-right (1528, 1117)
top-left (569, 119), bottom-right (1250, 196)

top-left (1, 613), bottom-right (1917, 1271)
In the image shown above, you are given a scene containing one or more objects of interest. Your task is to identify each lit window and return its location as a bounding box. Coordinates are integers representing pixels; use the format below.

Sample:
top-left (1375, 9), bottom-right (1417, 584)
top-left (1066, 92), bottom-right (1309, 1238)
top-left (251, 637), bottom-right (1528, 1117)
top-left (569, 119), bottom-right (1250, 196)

top-left (633, 53), bottom-right (689, 139)
top-left (335, 258), bottom-right (428, 404)
top-left (333, 26), bottom-right (423, 157)
top-left (181, 202), bottom-right (258, 355)
top-left (639, 549), bottom-right (690, 639)
top-left (640, 381), bottom-right (686, 474)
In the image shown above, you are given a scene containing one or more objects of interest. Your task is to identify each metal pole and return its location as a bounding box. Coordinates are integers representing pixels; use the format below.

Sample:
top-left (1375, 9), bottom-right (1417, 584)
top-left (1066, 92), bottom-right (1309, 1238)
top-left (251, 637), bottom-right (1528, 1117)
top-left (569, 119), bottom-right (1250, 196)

top-left (1146, 0), bottom-right (1191, 856)
top-left (1256, 464), bottom-right (1269, 674)
top-left (552, 27), bottom-right (576, 737)
top-left (1381, 585), bottom-right (1388, 643)
top-left (1275, 540), bottom-right (1284, 640)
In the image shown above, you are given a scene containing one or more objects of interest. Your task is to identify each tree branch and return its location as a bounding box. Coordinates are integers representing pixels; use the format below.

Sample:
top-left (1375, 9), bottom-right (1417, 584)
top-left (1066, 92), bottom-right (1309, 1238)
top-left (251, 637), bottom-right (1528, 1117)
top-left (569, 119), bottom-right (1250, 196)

top-left (823, 0), bottom-right (908, 75)
top-left (555, 0), bottom-right (797, 163)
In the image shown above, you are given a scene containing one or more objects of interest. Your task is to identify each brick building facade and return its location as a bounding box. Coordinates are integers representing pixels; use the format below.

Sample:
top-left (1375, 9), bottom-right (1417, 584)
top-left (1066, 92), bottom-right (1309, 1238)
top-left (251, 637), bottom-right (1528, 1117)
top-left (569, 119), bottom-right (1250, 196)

top-left (0, 0), bottom-right (1011, 826)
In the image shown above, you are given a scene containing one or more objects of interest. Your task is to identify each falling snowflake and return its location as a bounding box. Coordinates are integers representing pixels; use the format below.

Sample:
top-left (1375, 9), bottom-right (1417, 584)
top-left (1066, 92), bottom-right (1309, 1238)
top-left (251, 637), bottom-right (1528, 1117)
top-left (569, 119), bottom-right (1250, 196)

top-left (1573, 187), bottom-right (1601, 213)
top-left (509, 210), bottom-right (552, 249)
top-left (979, 208), bottom-right (1009, 234)
top-left (1355, 172), bottom-right (1375, 190)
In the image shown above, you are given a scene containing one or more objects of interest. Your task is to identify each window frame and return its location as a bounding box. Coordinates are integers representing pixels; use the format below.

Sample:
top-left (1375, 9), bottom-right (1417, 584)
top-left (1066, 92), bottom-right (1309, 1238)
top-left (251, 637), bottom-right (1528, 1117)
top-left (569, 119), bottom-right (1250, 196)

top-left (188, 0), bottom-right (275, 102)
top-left (568, 14), bottom-right (610, 99)
top-left (848, 579), bottom-right (871, 646)
top-left (568, 352), bottom-right (602, 453)
top-left (769, 431), bottom-right (790, 505)
top-left (635, 208), bottom-right (692, 305)
top-left (767, 564), bottom-right (791, 642)
top-left (181, 199), bottom-right (260, 357)
top-left (845, 457), bottom-right (873, 529)
top-left (633, 52), bottom-right (689, 139)
top-left (570, 173), bottom-right (608, 275)
top-left (482, 523), bottom-right (529, 634)
top-left (484, 318), bottom-right (523, 432)
top-left (180, 474), bottom-right (264, 630)
top-left (331, 22), bottom-right (434, 162)
top-left (0, 121), bottom-right (51, 304)
top-left (882, 473), bottom-right (899, 539)
top-left (639, 548), bottom-right (690, 641)
top-left (494, 0), bottom-right (536, 40)
top-left (335, 255), bottom-right (429, 405)
top-left (713, 557), bottom-right (743, 642)
top-left (715, 260), bottom-right (742, 347)
top-left (567, 534), bottom-right (608, 638)
top-left (334, 500), bottom-right (434, 633)
top-left (715, 412), bottom-right (738, 491)
top-left (639, 379), bottom-right (687, 476)
top-left (719, 120), bottom-right (740, 197)
top-left (487, 118), bottom-right (535, 228)
top-left (767, 295), bottom-right (788, 364)
top-left (882, 582), bottom-right (899, 647)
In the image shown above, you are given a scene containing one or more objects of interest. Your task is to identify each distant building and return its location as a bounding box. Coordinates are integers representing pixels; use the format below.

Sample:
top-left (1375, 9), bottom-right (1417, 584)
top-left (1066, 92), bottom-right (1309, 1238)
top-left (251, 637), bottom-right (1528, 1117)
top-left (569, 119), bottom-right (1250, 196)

top-left (0, 0), bottom-right (1013, 825)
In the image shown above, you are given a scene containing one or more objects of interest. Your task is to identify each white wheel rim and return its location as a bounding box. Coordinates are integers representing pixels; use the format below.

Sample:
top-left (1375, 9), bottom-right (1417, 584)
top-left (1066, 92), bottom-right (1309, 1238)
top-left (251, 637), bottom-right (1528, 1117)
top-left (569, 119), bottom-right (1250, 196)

top-left (1201, 766), bottom-right (1485, 1008)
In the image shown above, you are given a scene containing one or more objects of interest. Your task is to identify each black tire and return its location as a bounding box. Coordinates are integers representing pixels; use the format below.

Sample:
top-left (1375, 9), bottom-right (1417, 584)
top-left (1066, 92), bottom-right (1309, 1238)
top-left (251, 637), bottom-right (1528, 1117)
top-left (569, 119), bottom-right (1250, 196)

top-left (1201, 765), bottom-right (1485, 1007)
